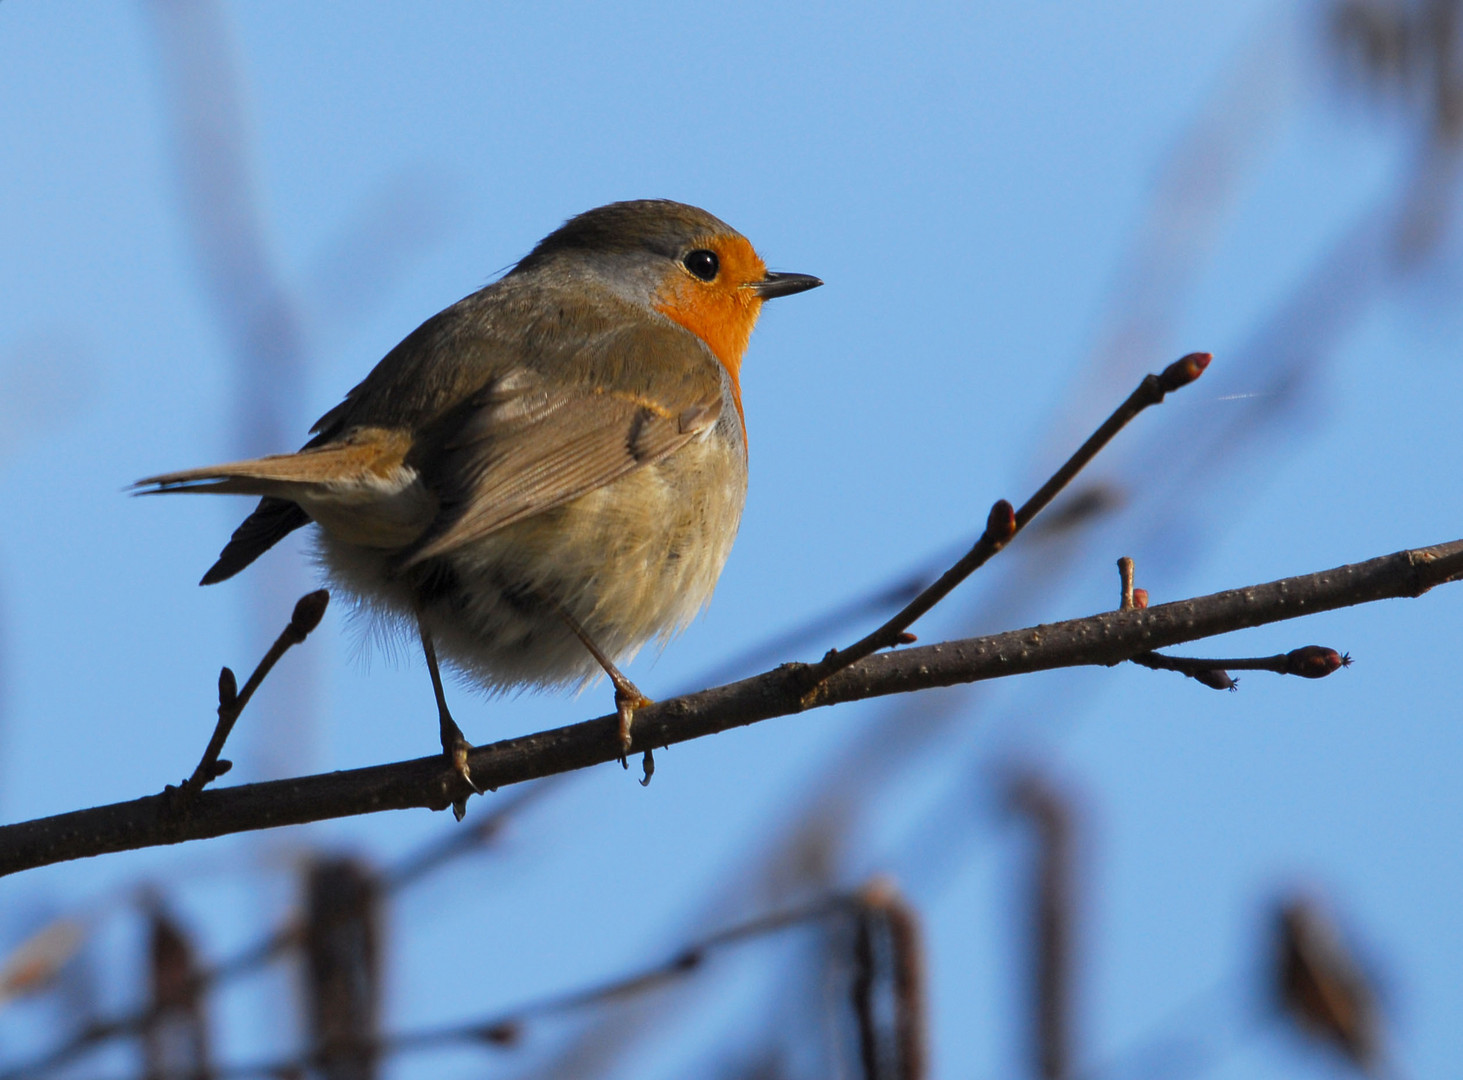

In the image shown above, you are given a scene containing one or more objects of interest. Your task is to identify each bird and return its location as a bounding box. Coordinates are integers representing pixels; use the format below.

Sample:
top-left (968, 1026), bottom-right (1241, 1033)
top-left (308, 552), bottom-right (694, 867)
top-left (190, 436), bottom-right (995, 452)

top-left (137, 199), bottom-right (821, 811)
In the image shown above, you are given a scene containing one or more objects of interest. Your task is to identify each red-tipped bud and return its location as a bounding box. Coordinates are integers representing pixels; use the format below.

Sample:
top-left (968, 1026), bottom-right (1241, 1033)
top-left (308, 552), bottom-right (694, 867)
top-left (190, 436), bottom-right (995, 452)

top-left (896, 632), bottom-right (918, 644)
top-left (1285, 646), bottom-right (1346, 679)
top-left (1159, 351), bottom-right (1212, 391)
top-left (1131, 588), bottom-right (1149, 609)
top-left (1191, 667), bottom-right (1236, 691)
top-left (985, 499), bottom-right (1017, 544)
top-left (290, 589), bottom-right (331, 637)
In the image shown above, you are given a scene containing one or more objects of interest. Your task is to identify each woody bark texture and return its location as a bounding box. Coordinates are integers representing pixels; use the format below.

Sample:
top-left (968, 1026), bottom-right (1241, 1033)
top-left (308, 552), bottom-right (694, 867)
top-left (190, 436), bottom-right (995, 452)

top-left (1, 538), bottom-right (1459, 877)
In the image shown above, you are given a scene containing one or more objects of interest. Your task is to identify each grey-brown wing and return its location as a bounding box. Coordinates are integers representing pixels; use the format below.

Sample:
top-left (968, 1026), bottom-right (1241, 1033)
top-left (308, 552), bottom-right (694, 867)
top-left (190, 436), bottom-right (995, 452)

top-left (399, 366), bottom-right (722, 566)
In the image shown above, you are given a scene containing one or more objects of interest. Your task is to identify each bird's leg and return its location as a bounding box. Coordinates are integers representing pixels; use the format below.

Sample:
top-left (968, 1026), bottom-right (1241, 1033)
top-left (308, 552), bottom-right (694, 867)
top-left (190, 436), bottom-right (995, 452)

top-left (556, 606), bottom-right (651, 760)
top-left (417, 616), bottom-right (481, 819)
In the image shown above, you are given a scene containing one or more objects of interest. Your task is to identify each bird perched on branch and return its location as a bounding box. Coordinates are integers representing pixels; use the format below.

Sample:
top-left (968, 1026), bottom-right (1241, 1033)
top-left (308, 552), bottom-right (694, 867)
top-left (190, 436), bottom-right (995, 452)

top-left (138, 199), bottom-right (821, 812)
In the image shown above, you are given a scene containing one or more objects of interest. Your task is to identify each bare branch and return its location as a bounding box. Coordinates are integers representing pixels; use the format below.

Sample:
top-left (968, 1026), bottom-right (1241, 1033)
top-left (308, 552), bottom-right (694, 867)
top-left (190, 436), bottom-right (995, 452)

top-left (1008, 772), bottom-right (1079, 1080)
top-left (849, 880), bottom-right (927, 1080)
top-left (804, 352), bottom-right (1212, 688)
top-left (1119, 558), bottom-right (1350, 690)
top-left (303, 858), bottom-right (382, 1080)
top-left (183, 591), bottom-right (329, 796)
top-left (0, 783), bottom-right (557, 1079)
top-left (0, 538), bottom-right (1459, 877)
top-left (1131, 645), bottom-right (1350, 688)
top-left (141, 902), bottom-right (213, 1080)
top-left (106, 895), bottom-right (855, 1080)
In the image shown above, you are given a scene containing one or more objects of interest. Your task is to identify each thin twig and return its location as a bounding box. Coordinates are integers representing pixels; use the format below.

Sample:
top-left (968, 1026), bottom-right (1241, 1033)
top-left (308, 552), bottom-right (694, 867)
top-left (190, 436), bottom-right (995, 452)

top-left (141, 902), bottom-right (212, 1080)
top-left (1009, 773), bottom-right (1077, 1080)
top-left (0, 777), bottom-right (554, 1080)
top-left (1116, 561), bottom-right (1348, 690)
top-left (8, 571), bottom-right (932, 1070)
top-left (1117, 557), bottom-right (1136, 612)
top-left (76, 895), bottom-right (859, 1080)
top-left (181, 591), bottom-right (329, 797)
top-left (850, 896), bottom-right (879, 1080)
top-left (1131, 646), bottom-right (1350, 689)
top-left (0, 538), bottom-right (1460, 877)
top-left (381, 778), bottom-right (562, 892)
top-left (802, 352), bottom-right (1212, 692)
top-left (678, 563), bottom-right (939, 693)
top-left (855, 880), bottom-right (927, 1080)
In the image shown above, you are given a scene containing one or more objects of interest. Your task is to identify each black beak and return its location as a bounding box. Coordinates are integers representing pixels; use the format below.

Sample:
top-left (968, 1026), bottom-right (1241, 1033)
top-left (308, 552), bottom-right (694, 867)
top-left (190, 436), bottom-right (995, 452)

top-left (751, 271), bottom-right (823, 300)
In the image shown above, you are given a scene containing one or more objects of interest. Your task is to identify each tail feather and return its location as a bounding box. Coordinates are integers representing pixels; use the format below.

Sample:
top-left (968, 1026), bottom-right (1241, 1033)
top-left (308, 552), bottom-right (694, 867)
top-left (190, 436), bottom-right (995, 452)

top-left (136, 429), bottom-right (414, 500)
top-left (135, 442), bottom-right (395, 495)
top-left (200, 498), bottom-right (311, 584)
top-left (136, 428), bottom-right (425, 582)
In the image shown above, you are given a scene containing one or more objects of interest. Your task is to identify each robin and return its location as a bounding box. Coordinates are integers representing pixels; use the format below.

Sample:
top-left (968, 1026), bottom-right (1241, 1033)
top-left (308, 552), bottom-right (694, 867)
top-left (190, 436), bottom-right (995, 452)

top-left (138, 199), bottom-right (821, 807)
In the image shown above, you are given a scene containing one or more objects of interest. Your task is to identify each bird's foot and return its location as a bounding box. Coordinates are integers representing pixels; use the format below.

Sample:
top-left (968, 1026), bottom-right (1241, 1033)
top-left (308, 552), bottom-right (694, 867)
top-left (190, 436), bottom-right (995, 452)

top-left (551, 604), bottom-right (653, 772)
top-left (440, 714), bottom-right (482, 821)
top-left (612, 679), bottom-right (653, 765)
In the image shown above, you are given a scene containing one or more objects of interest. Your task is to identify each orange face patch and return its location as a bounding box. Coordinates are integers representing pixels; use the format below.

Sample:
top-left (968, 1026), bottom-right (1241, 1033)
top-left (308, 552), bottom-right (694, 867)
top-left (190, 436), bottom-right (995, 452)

top-left (653, 233), bottom-right (767, 433)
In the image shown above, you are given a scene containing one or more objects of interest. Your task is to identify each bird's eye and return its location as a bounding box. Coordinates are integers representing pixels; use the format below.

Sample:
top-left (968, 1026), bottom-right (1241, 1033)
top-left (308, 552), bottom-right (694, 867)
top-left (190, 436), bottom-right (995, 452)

top-left (683, 249), bottom-right (719, 281)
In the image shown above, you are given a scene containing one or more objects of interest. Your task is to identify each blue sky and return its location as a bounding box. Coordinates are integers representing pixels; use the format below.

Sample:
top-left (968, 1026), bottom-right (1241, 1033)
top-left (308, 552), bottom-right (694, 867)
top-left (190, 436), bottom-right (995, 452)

top-left (2, 3), bottom-right (1460, 1078)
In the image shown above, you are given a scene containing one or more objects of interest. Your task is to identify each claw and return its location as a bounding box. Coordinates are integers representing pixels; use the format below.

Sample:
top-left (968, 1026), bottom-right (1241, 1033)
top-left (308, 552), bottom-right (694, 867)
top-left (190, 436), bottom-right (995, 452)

top-left (615, 684), bottom-right (653, 755)
top-left (441, 718), bottom-right (482, 821)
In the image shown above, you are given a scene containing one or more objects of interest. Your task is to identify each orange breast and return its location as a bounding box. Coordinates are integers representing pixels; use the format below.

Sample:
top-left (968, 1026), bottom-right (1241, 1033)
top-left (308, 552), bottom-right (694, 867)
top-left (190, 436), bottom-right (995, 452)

top-left (653, 234), bottom-right (766, 438)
